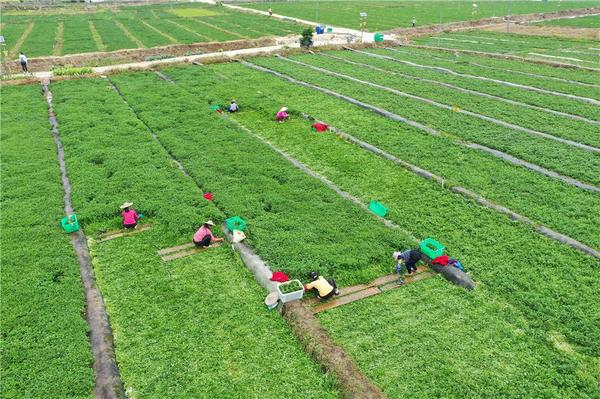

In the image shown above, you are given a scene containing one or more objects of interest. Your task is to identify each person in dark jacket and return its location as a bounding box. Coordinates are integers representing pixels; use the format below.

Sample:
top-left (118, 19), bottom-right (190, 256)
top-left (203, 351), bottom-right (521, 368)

top-left (393, 248), bottom-right (422, 274)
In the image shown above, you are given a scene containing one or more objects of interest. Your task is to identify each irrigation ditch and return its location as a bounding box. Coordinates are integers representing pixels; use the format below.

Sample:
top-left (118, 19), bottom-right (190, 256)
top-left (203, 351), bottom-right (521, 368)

top-left (107, 75), bottom-right (389, 399)
top-left (277, 54), bottom-right (599, 153)
top-left (42, 81), bottom-right (125, 399)
top-left (240, 60), bottom-right (600, 194)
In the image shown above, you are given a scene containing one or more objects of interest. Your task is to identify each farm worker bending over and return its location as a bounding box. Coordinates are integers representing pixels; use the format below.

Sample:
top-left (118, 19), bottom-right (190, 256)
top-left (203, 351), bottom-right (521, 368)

top-left (276, 107), bottom-right (289, 123)
top-left (120, 202), bottom-right (139, 229)
top-left (228, 100), bottom-right (239, 113)
top-left (393, 248), bottom-right (422, 274)
top-left (305, 272), bottom-right (340, 300)
top-left (268, 7), bottom-right (273, 16)
top-left (193, 220), bottom-right (224, 247)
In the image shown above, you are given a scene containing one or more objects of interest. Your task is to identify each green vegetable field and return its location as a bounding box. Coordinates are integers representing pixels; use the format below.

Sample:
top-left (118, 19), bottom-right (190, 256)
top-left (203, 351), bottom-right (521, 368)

top-left (0, 3), bottom-right (303, 58)
top-left (415, 30), bottom-right (600, 68)
top-left (1, 5), bottom-right (599, 397)
top-left (242, 0), bottom-right (597, 31)
top-left (536, 14), bottom-right (600, 28)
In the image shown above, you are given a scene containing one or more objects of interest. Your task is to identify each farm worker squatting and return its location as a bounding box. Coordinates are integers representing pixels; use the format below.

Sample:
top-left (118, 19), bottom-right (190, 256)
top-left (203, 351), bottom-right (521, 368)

top-left (120, 202), bottom-right (139, 229)
top-left (228, 100), bottom-right (239, 113)
top-left (19, 52), bottom-right (28, 72)
top-left (276, 107), bottom-right (289, 122)
top-left (193, 220), bottom-right (224, 247)
top-left (305, 272), bottom-right (340, 300)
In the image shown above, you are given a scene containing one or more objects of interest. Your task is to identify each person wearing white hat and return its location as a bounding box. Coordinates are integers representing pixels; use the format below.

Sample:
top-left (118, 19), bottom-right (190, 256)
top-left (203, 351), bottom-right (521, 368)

top-left (193, 220), bottom-right (224, 247)
top-left (120, 202), bottom-right (139, 229)
top-left (275, 106), bottom-right (289, 123)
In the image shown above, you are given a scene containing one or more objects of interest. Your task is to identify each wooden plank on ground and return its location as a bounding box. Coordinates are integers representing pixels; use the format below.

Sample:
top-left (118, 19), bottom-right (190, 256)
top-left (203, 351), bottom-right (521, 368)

top-left (312, 287), bottom-right (380, 314)
top-left (304, 265), bottom-right (429, 305)
top-left (161, 247), bottom-right (203, 262)
top-left (157, 242), bottom-right (195, 255)
top-left (160, 243), bottom-right (222, 262)
top-left (97, 224), bottom-right (152, 242)
top-left (311, 269), bottom-right (437, 313)
top-left (380, 271), bottom-right (436, 291)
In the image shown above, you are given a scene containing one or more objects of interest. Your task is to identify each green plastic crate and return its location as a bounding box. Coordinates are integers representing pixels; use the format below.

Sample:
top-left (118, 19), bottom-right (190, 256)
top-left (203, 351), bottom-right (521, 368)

top-left (61, 214), bottom-right (80, 233)
top-left (327, 27), bottom-right (333, 33)
top-left (420, 238), bottom-right (445, 259)
top-left (369, 200), bottom-right (388, 218)
top-left (374, 33), bottom-right (384, 42)
top-left (226, 216), bottom-right (247, 232)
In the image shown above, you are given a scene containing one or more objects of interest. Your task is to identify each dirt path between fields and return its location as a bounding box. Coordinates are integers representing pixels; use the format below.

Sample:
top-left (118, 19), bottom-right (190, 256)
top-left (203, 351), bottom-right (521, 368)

top-left (482, 24), bottom-right (600, 40)
top-left (42, 81), bottom-right (125, 399)
top-left (2, 37), bottom-right (278, 73)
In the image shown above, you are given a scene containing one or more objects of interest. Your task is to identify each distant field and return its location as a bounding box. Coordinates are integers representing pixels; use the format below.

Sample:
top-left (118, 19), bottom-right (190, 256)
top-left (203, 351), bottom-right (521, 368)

top-left (0, 3), bottom-right (304, 58)
top-left (536, 13), bottom-right (600, 27)
top-left (241, 0), bottom-right (597, 31)
top-left (414, 30), bottom-right (600, 67)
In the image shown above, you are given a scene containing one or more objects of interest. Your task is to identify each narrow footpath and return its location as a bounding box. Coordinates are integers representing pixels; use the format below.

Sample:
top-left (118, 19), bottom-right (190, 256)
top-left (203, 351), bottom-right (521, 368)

top-left (42, 81), bottom-right (124, 399)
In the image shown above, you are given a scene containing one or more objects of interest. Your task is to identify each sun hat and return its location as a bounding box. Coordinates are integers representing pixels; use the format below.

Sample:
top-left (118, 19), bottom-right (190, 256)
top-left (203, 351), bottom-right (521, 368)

top-left (205, 220), bottom-right (215, 226)
top-left (120, 202), bottom-right (133, 209)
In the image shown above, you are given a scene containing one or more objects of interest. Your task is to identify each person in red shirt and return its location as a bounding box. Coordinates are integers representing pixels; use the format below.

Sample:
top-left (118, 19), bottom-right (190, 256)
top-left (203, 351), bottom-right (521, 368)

top-left (193, 220), bottom-right (224, 247)
top-left (120, 202), bottom-right (139, 229)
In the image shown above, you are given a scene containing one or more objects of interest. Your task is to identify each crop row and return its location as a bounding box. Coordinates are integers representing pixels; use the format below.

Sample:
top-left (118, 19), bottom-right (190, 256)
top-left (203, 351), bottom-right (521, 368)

top-left (160, 64), bottom-right (600, 389)
top-left (359, 48), bottom-right (600, 117)
top-left (319, 276), bottom-right (600, 399)
top-left (50, 78), bottom-right (341, 398)
top-left (0, 5), bottom-right (303, 57)
top-left (415, 31), bottom-right (600, 67)
top-left (379, 45), bottom-right (600, 99)
top-left (109, 72), bottom-right (410, 285)
top-left (251, 56), bottom-right (600, 186)
top-left (537, 14), bottom-right (600, 28)
top-left (171, 61), bottom-right (600, 257)
top-left (120, 66), bottom-right (600, 396)
top-left (285, 51), bottom-right (600, 148)
top-left (398, 44), bottom-right (600, 85)
top-left (0, 85), bottom-right (94, 398)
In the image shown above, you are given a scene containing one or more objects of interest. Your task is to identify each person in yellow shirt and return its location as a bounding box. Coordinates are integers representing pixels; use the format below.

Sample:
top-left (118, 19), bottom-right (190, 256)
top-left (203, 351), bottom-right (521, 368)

top-left (305, 272), bottom-right (340, 300)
